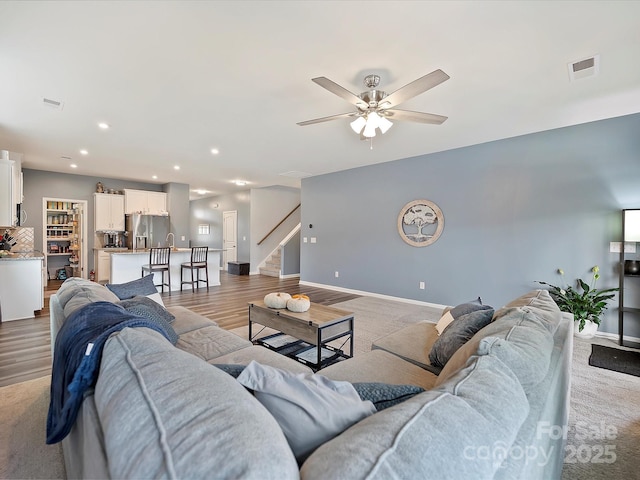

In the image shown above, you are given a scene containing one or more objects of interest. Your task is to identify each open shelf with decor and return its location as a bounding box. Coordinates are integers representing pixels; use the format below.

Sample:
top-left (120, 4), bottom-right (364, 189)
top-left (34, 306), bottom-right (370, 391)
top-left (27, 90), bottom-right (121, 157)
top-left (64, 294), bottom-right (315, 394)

top-left (618, 208), bottom-right (640, 347)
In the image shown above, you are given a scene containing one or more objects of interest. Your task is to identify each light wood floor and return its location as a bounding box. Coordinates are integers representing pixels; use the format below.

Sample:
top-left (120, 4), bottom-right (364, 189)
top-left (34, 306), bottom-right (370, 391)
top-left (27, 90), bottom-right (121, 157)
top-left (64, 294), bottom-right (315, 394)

top-left (0, 273), bottom-right (359, 387)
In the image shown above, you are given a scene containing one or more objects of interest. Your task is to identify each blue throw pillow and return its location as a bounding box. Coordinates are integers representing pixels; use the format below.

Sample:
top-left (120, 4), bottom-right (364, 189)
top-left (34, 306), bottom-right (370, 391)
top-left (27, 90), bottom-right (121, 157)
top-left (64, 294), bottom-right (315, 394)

top-left (213, 364), bottom-right (247, 378)
top-left (117, 296), bottom-right (178, 344)
top-left (107, 275), bottom-right (157, 300)
top-left (429, 306), bottom-right (495, 370)
top-left (351, 383), bottom-right (425, 411)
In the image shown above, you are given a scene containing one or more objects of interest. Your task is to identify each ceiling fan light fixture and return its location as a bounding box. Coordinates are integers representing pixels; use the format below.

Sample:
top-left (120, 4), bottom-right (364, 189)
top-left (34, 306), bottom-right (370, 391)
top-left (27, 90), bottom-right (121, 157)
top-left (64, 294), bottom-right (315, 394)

top-left (350, 116), bottom-right (366, 134)
top-left (377, 115), bottom-right (393, 134)
top-left (362, 119), bottom-right (377, 138)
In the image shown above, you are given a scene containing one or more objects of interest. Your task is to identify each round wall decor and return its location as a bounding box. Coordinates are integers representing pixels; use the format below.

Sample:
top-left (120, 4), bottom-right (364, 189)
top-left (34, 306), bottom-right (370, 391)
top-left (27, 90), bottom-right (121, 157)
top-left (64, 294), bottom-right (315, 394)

top-left (397, 199), bottom-right (444, 247)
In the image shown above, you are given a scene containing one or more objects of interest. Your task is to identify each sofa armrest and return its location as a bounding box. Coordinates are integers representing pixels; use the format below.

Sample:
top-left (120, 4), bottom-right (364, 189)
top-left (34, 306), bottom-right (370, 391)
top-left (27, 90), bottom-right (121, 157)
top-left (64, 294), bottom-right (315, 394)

top-left (49, 294), bottom-right (65, 358)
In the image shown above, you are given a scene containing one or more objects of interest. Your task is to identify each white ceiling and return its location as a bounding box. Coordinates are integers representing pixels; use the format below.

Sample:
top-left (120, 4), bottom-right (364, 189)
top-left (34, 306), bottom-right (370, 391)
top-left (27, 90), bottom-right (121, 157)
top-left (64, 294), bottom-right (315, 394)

top-left (1, 1), bottom-right (640, 199)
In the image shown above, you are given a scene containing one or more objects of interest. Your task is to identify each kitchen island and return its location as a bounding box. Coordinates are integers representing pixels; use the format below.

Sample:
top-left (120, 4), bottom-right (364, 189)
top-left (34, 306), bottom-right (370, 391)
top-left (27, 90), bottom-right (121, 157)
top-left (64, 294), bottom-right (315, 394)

top-left (0, 251), bottom-right (44, 321)
top-left (109, 248), bottom-right (222, 291)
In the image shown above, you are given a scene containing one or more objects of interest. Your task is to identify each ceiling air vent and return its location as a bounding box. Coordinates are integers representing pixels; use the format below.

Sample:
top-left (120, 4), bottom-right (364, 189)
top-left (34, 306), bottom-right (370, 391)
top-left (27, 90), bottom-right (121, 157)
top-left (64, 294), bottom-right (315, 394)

top-left (568, 54), bottom-right (600, 82)
top-left (42, 97), bottom-right (64, 110)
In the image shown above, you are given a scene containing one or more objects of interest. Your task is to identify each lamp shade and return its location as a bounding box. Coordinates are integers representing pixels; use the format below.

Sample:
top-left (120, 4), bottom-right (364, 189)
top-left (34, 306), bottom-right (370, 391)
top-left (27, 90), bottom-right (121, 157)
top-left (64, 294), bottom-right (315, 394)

top-left (378, 115), bottom-right (393, 134)
top-left (362, 113), bottom-right (378, 138)
top-left (350, 116), bottom-right (366, 134)
top-left (624, 209), bottom-right (640, 241)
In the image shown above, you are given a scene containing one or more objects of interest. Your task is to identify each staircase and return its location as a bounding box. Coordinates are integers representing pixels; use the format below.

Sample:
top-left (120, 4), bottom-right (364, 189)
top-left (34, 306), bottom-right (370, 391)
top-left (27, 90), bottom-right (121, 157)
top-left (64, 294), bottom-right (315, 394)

top-left (259, 248), bottom-right (281, 277)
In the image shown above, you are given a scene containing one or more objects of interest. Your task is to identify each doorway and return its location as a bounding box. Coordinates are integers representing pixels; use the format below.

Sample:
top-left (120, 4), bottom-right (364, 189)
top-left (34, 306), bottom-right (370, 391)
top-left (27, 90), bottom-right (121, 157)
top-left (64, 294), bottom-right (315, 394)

top-left (42, 198), bottom-right (88, 285)
top-left (222, 210), bottom-right (237, 270)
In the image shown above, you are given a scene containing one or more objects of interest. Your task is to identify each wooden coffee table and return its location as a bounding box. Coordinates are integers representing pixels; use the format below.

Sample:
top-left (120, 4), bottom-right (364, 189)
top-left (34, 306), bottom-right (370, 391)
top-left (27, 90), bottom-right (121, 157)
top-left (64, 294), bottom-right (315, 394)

top-left (248, 300), bottom-right (354, 370)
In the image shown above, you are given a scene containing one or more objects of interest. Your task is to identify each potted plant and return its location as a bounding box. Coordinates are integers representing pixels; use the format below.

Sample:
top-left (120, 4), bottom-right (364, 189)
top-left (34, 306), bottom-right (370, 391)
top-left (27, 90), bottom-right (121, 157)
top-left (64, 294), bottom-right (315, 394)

top-left (537, 266), bottom-right (619, 338)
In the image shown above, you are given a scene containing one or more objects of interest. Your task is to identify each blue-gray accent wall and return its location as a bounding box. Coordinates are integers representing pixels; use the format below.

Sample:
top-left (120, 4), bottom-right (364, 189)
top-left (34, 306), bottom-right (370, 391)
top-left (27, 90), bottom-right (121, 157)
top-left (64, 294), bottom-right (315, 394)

top-left (301, 112), bottom-right (640, 336)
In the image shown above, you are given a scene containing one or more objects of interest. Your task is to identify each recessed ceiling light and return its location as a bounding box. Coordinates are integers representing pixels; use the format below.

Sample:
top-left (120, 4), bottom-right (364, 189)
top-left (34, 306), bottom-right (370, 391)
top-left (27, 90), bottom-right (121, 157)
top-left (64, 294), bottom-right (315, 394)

top-left (234, 180), bottom-right (247, 186)
top-left (195, 189), bottom-right (207, 195)
top-left (174, 165), bottom-right (180, 170)
top-left (98, 122), bottom-right (110, 129)
top-left (211, 148), bottom-right (219, 155)
top-left (79, 149), bottom-right (88, 155)
top-left (70, 164), bottom-right (78, 169)
top-left (152, 175), bottom-right (158, 180)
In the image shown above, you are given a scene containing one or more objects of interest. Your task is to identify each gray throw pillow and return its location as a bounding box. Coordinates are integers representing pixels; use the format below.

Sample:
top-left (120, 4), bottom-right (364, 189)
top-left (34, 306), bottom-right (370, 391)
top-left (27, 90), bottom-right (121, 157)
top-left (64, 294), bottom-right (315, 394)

top-left (429, 307), bottom-right (495, 369)
top-left (212, 364), bottom-right (424, 412)
top-left (236, 361), bottom-right (376, 463)
top-left (117, 296), bottom-right (178, 344)
top-left (107, 274), bottom-right (157, 300)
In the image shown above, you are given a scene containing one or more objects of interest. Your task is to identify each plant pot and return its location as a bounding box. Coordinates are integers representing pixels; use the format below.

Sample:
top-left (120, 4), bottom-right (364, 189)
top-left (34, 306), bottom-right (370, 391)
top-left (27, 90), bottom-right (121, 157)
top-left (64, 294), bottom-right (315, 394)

top-left (574, 319), bottom-right (598, 339)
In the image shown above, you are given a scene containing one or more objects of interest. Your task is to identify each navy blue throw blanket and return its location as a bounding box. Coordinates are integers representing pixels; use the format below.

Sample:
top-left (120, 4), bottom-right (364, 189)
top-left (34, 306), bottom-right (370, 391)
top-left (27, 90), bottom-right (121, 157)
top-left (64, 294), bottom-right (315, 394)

top-left (46, 301), bottom-right (174, 444)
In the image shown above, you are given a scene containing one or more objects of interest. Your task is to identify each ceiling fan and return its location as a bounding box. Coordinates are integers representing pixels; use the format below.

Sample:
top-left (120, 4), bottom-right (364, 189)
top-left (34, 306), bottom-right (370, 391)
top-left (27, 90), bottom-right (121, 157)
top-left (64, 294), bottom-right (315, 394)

top-left (297, 69), bottom-right (450, 139)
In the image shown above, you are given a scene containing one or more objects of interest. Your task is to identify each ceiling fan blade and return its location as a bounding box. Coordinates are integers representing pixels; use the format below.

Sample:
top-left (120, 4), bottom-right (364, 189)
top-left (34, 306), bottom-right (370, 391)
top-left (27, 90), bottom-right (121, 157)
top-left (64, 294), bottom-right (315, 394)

top-left (383, 109), bottom-right (448, 125)
top-left (311, 77), bottom-right (367, 108)
top-left (297, 112), bottom-right (356, 126)
top-left (378, 69), bottom-right (450, 109)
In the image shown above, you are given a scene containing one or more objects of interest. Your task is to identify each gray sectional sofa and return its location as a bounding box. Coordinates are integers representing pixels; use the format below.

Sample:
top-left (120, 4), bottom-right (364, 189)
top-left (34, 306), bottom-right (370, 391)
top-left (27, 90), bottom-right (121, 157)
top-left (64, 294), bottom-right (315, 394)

top-left (49, 278), bottom-right (573, 479)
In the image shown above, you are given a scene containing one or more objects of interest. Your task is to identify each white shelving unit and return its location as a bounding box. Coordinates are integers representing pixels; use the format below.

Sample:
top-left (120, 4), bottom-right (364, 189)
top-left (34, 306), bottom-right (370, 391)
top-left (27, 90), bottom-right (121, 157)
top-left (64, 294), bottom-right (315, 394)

top-left (43, 198), bottom-right (88, 284)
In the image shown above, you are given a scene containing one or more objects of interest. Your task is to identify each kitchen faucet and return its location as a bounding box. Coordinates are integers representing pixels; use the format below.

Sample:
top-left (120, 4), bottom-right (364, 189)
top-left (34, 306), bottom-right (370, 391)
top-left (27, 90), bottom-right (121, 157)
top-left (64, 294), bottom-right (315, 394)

top-left (166, 232), bottom-right (175, 250)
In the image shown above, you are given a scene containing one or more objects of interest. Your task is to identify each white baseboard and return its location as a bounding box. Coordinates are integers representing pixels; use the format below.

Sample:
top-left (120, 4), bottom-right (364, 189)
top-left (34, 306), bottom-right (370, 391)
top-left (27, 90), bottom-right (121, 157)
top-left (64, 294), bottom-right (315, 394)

top-left (280, 273), bottom-right (301, 279)
top-left (299, 280), bottom-right (448, 310)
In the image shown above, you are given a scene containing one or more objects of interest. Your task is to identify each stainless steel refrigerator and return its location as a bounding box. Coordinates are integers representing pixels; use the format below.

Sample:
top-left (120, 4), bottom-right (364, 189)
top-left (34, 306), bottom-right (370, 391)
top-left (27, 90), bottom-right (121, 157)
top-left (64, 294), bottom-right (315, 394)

top-left (125, 214), bottom-right (170, 251)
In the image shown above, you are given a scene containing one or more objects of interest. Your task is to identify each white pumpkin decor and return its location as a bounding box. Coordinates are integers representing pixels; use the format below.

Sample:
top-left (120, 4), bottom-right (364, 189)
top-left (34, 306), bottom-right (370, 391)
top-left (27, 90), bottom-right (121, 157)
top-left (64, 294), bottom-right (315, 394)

top-left (287, 294), bottom-right (311, 313)
top-left (264, 292), bottom-right (291, 309)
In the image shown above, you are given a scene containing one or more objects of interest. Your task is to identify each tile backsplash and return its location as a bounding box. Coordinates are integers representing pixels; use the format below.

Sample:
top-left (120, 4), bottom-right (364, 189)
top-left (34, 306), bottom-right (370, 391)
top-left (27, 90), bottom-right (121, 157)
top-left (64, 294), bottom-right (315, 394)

top-left (5, 227), bottom-right (34, 252)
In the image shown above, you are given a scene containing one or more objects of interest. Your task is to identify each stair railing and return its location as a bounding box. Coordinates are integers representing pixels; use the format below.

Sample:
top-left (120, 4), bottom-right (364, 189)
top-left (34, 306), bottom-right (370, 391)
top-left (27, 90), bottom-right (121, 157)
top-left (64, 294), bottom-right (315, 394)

top-left (257, 204), bottom-right (301, 246)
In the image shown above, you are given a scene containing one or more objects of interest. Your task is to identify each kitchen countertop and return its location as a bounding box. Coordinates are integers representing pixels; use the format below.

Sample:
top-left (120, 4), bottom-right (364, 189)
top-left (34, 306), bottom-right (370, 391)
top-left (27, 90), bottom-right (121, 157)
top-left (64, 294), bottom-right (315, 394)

top-left (0, 251), bottom-right (45, 260)
top-left (93, 247), bottom-right (129, 251)
top-left (110, 248), bottom-right (226, 255)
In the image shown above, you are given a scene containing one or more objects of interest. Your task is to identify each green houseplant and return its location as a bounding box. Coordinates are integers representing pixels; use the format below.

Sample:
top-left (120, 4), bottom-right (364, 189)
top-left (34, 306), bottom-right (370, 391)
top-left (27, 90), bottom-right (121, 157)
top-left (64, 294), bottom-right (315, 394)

top-left (537, 266), bottom-right (619, 333)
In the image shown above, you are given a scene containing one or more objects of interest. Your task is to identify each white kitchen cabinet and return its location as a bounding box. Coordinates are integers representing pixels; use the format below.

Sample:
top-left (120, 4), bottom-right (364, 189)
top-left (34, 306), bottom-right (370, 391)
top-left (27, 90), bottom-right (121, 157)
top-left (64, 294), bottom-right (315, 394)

top-left (95, 249), bottom-right (112, 283)
top-left (0, 255), bottom-right (44, 321)
top-left (147, 191), bottom-right (167, 215)
top-left (0, 152), bottom-right (22, 227)
top-left (124, 189), bottom-right (167, 215)
top-left (94, 193), bottom-right (125, 231)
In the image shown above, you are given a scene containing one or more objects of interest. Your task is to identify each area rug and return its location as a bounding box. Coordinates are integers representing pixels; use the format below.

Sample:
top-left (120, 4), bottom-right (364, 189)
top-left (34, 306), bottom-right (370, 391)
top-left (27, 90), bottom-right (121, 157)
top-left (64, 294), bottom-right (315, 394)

top-left (562, 338), bottom-right (640, 480)
top-left (0, 375), bottom-right (66, 479)
top-left (588, 344), bottom-right (640, 377)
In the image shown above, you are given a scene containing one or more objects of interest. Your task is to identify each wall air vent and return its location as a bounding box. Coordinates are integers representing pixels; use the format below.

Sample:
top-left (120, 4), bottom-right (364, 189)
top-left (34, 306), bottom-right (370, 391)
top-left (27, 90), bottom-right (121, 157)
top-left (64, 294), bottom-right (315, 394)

top-left (568, 54), bottom-right (600, 82)
top-left (42, 97), bottom-right (64, 109)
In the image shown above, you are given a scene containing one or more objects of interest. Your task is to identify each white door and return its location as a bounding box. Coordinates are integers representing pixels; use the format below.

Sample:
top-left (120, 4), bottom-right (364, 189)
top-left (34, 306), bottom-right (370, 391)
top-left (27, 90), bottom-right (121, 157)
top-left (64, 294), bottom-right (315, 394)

top-left (222, 210), bottom-right (237, 270)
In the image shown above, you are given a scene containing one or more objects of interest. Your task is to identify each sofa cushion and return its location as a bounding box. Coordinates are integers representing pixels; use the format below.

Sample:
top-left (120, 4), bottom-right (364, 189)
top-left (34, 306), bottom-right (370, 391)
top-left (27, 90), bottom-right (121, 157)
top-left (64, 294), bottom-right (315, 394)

top-left (95, 328), bottom-right (299, 479)
top-left (237, 361), bottom-right (376, 463)
top-left (435, 295), bottom-right (557, 387)
top-left (56, 277), bottom-right (120, 319)
top-left (429, 306), bottom-right (494, 370)
top-left (166, 306), bottom-right (218, 334)
top-left (117, 296), bottom-right (178, 345)
top-left (476, 321), bottom-right (553, 390)
top-left (371, 321), bottom-right (440, 371)
top-left (493, 289), bottom-right (562, 334)
top-left (301, 353), bottom-right (529, 480)
top-left (212, 345), bottom-right (314, 374)
top-left (176, 325), bottom-right (252, 362)
top-left (320, 349), bottom-right (439, 391)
